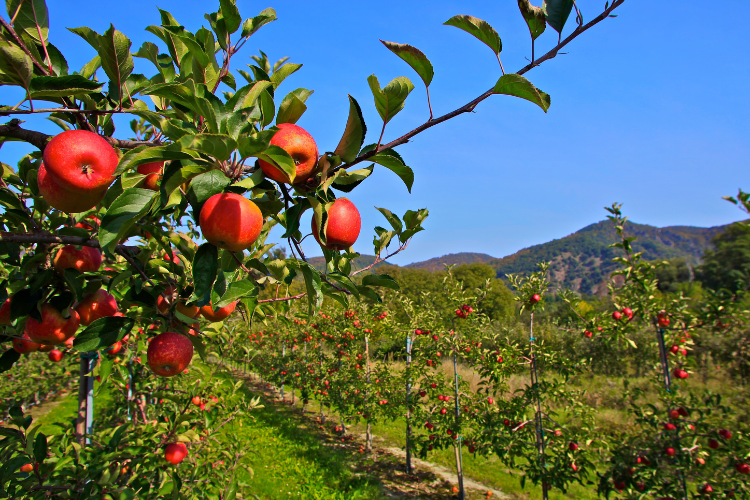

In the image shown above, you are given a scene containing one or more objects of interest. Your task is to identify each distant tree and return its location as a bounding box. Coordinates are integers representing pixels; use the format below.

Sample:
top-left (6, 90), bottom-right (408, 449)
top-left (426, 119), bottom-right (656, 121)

top-left (654, 258), bottom-right (693, 294)
top-left (453, 263), bottom-right (515, 321)
top-left (698, 223), bottom-right (750, 293)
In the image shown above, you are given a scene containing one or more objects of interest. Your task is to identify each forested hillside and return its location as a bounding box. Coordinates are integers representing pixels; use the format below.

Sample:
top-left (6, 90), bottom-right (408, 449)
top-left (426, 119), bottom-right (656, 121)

top-left (398, 219), bottom-right (733, 294)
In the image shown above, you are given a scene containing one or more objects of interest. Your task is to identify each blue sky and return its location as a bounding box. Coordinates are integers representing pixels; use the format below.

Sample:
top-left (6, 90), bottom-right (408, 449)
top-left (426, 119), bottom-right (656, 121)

top-left (2, 1), bottom-right (748, 265)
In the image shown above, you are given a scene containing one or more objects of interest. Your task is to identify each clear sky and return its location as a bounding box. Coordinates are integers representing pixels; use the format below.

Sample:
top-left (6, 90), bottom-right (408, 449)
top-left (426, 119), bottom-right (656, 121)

top-left (2, 1), bottom-right (748, 265)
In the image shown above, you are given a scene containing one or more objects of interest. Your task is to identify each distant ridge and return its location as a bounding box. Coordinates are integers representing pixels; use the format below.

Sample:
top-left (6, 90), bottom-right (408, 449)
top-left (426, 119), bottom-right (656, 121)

top-left (405, 252), bottom-right (496, 272)
top-left (400, 220), bottom-right (734, 295)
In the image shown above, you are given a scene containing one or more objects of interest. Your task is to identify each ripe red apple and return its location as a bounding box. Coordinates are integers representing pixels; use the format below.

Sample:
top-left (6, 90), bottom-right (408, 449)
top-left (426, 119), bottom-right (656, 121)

top-left (612, 311), bottom-right (622, 320)
top-left (677, 407), bottom-right (688, 417)
top-left (147, 331), bottom-right (194, 377)
top-left (137, 161), bottom-right (164, 191)
top-left (568, 442), bottom-right (578, 451)
top-left (199, 301), bottom-right (237, 322)
top-left (736, 463), bottom-right (750, 474)
top-left (199, 193), bottom-right (263, 252)
top-left (719, 429), bottom-right (732, 440)
top-left (487, 397), bottom-right (494, 405)
top-left (13, 333), bottom-right (41, 354)
top-left (312, 198), bottom-right (361, 251)
top-left (665, 447), bottom-right (676, 456)
top-left (673, 368), bottom-right (689, 380)
top-left (105, 341), bottom-right (122, 355)
top-left (419, 390), bottom-right (426, 397)
top-left (192, 396), bottom-right (201, 406)
top-left (42, 130), bottom-right (118, 193)
top-left (0, 298), bottom-right (11, 324)
top-left (164, 442), bottom-right (188, 465)
top-left (48, 349), bottom-right (63, 362)
top-left (53, 245), bottom-right (102, 273)
top-left (622, 307), bottom-right (633, 319)
top-left (163, 252), bottom-right (181, 265)
top-left (38, 163), bottom-right (107, 213)
top-left (25, 304), bottom-right (80, 345)
top-left (76, 289), bottom-right (118, 326)
top-left (583, 330), bottom-right (593, 338)
top-left (19, 463), bottom-right (34, 473)
top-left (529, 293), bottom-right (541, 304)
top-left (258, 123), bottom-right (319, 184)
top-left (708, 438), bottom-right (720, 449)
top-left (156, 286), bottom-right (177, 315)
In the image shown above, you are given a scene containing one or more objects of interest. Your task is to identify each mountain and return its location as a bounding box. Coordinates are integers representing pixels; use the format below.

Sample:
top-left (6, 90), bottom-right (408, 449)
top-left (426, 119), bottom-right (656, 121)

top-left (405, 252), bottom-right (496, 272)
top-left (402, 220), bottom-right (734, 295)
top-left (489, 220), bottom-right (729, 294)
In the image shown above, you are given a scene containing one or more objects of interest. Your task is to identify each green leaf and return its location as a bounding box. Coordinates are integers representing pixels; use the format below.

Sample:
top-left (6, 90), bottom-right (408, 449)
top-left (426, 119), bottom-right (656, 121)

top-left (0, 41), bottom-right (33, 89)
top-left (356, 285), bottom-right (381, 303)
top-left (79, 55), bottom-right (101, 80)
top-left (493, 73), bottom-right (550, 112)
top-left (73, 316), bottom-right (135, 352)
top-left (28, 75), bottom-right (103, 98)
top-left (0, 348), bottom-right (20, 373)
top-left (186, 334), bottom-right (207, 362)
top-left (331, 165), bottom-right (373, 193)
top-left (542, 0), bottom-right (574, 35)
top-left (375, 207), bottom-right (403, 233)
top-left (276, 88), bottom-right (312, 125)
top-left (240, 8), bottom-right (277, 38)
top-left (193, 243), bottom-right (219, 302)
top-left (33, 431), bottom-right (47, 463)
top-left (216, 280), bottom-right (257, 308)
top-left (187, 169), bottom-right (231, 208)
top-left (444, 15), bottom-right (502, 56)
top-left (367, 75), bottom-right (414, 125)
top-left (97, 24), bottom-right (134, 96)
top-left (278, 198), bottom-right (311, 239)
top-left (219, 0), bottom-right (242, 34)
top-left (7, 0), bottom-right (49, 44)
top-left (403, 208), bottom-right (429, 229)
top-left (114, 145), bottom-right (197, 176)
top-left (365, 147), bottom-right (414, 193)
top-left (518, 0), bottom-right (547, 40)
top-left (296, 262), bottom-right (322, 315)
top-left (270, 62), bottom-right (302, 88)
top-left (255, 145), bottom-right (297, 184)
top-left (179, 134), bottom-right (237, 162)
top-left (99, 188), bottom-right (156, 253)
top-left (362, 273), bottom-right (400, 290)
top-left (68, 26), bottom-right (100, 51)
top-left (380, 41), bottom-right (434, 87)
top-left (334, 95), bottom-right (367, 163)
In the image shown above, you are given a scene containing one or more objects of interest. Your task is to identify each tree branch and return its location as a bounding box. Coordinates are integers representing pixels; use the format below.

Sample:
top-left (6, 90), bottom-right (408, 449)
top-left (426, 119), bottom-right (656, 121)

top-left (258, 293), bottom-right (306, 304)
top-left (0, 119), bottom-right (162, 151)
top-left (330, 0), bottom-right (625, 176)
top-left (0, 231), bottom-right (100, 247)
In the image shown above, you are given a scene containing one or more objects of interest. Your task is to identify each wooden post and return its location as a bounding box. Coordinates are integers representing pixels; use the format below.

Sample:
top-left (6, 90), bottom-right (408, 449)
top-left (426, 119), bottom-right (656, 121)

top-left (365, 335), bottom-right (373, 452)
top-left (405, 332), bottom-right (413, 473)
top-left (453, 351), bottom-right (465, 500)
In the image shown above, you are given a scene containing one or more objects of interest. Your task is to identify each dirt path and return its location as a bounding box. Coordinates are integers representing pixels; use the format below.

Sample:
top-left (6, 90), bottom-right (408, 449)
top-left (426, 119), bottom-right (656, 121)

top-left (231, 367), bottom-right (509, 499)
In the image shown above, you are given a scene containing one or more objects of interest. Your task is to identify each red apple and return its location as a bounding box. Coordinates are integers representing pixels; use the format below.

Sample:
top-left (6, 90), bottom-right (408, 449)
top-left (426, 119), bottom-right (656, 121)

top-left (163, 252), bottom-right (181, 265)
top-left (38, 163), bottom-right (107, 213)
top-left (19, 463), bottom-right (34, 473)
top-left (164, 442), bottom-right (188, 465)
top-left (673, 368), bottom-right (689, 380)
top-left (25, 304), bottom-right (80, 345)
top-left (156, 286), bottom-right (177, 315)
top-left (48, 349), bottom-right (63, 362)
top-left (42, 130), bottom-right (118, 193)
top-left (0, 298), bottom-right (11, 324)
top-left (76, 289), bottom-right (118, 326)
top-left (199, 193), bottom-right (263, 252)
top-left (192, 396), bottom-right (201, 406)
top-left (105, 341), bottom-right (122, 355)
top-left (736, 463), bottom-right (750, 474)
top-left (584, 330), bottom-right (593, 338)
top-left (137, 161), bottom-right (164, 191)
top-left (568, 442), bottom-right (578, 451)
top-left (13, 333), bottom-right (41, 354)
top-left (53, 245), bottom-right (102, 273)
top-left (147, 331), bottom-right (194, 377)
top-left (199, 301), bottom-right (237, 322)
top-left (312, 198), bottom-right (361, 251)
top-left (529, 293), bottom-right (541, 304)
top-left (718, 429), bottom-right (732, 440)
top-left (665, 447), bottom-right (676, 456)
top-left (258, 123), bottom-right (319, 184)
top-left (612, 311), bottom-right (622, 320)
top-left (622, 307), bottom-right (633, 319)
top-left (74, 215), bottom-right (101, 231)
top-left (708, 438), bottom-right (720, 449)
